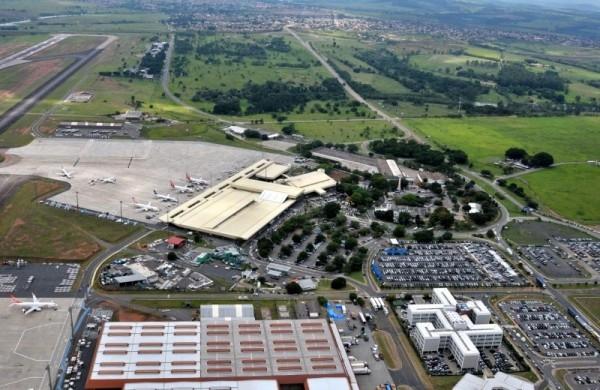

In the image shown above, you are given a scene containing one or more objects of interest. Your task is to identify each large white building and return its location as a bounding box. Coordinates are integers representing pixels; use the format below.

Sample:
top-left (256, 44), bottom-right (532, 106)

top-left (453, 372), bottom-right (534, 390)
top-left (85, 319), bottom-right (358, 390)
top-left (407, 288), bottom-right (503, 369)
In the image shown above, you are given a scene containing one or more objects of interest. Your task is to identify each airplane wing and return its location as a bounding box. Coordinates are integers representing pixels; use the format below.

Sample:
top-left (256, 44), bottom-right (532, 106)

top-left (23, 306), bottom-right (36, 315)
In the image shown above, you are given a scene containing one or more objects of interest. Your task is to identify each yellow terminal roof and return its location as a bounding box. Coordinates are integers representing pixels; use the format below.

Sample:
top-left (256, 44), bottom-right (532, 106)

top-left (160, 160), bottom-right (336, 240)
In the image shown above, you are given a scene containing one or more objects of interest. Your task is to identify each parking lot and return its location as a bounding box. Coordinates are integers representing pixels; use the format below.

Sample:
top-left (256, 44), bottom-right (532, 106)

top-left (0, 138), bottom-right (292, 223)
top-left (0, 261), bottom-right (80, 297)
top-left (335, 302), bottom-right (394, 389)
top-left (500, 300), bottom-right (599, 358)
top-left (520, 245), bottom-right (584, 278)
top-left (566, 369), bottom-right (600, 389)
top-left (557, 238), bottom-right (600, 273)
top-left (372, 242), bottom-right (526, 288)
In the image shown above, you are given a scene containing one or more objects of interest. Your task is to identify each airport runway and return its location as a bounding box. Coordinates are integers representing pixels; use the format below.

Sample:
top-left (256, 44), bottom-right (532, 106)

top-left (0, 34), bottom-right (116, 135)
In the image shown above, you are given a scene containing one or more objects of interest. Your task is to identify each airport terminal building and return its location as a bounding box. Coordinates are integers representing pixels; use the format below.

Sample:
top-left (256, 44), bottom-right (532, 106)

top-left (160, 159), bottom-right (336, 241)
top-left (85, 319), bottom-right (358, 390)
top-left (407, 288), bottom-right (503, 369)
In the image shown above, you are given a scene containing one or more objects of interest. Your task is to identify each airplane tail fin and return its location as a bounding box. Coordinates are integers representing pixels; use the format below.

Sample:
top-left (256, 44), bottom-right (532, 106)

top-left (153, 189), bottom-right (157, 194)
top-left (186, 173), bottom-right (191, 181)
top-left (9, 295), bottom-right (21, 305)
top-left (170, 180), bottom-right (175, 188)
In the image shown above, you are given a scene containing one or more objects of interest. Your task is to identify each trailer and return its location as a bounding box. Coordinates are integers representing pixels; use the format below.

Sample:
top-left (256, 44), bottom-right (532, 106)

top-left (352, 367), bottom-right (372, 375)
top-left (358, 311), bottom-right (366, 324)
top-left (370, 297), bottom-right (380, 310)
top-left (376, 297), bottom-right (386, 310)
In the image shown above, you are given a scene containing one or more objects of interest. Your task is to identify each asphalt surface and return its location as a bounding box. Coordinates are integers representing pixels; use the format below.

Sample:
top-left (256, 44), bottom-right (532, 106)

top-left (0, 35), bottom-right (116, 135)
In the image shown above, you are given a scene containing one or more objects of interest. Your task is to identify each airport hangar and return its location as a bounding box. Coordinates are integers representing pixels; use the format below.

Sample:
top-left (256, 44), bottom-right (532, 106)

top-left (85, 319), bottom-right (359, 390)
top-left (160, 159), bottom-right (336, 241)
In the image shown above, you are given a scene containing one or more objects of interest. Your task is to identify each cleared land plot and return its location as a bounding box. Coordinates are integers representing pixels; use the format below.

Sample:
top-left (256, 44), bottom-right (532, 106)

top-left (0, 177), bottom-right (139, 260)
top-left (0, 57), bottom-right (74, 114)
top-left (502, 220), bottom-right (592, 245)
top-left (0, 297), bottom-right (81, 390)
top-left (508, 165), bottom-right (600, 225)
top-left (0, 138), bottom-right (293, 224)
top-left (30, 13), bottom-right (168, 33)
top-left (571, 296), bottom-right (600, 329)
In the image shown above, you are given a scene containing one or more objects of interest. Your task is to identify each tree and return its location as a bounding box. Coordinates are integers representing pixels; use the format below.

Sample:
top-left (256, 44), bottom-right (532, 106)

top-left (331, 277), bottom-right (347, 290)
top-left (323, 202), bottom-right (341, 219)
top-left (347, 144), bottom-right (359, 153)
top-left (296, 251), bottom-right (309, 262)
top-left (281, 123), bottom-right (296, 135)
top-left (529, 152), bottom-right (554, 167)
top-left (393, 225), bottom-right (406, 238)
top-left (440, 231), bottom-right (453, 241)
top-left (167, 251), bottom-right (177, 261)
top-left (413, 229), bottom-right (434, 243)
top-left (317, 296), bottom-right (328, 306)
top-left (285, 282), bottom-right (303, 294)
top-left (429, 207), bottom-right (455, 229)
top-left (356, 297), bottom-right (365, 306)
top-left (486, 229), bottom-right (495, 239)
top-left (257, 237), bottom-right (273, 258)
top-left (349, 292), bottom-right (358, 301)
top-left (505, 147), bottom-right (528, 160)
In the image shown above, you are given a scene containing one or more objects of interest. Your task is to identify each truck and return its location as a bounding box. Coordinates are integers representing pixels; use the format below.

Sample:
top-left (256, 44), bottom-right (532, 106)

top-left (352, 366), bottom-right (372, 375)
top-left (535, 276), bottom-right (546, 288)
top-left (370, 297), bottom-right (380, 311)
top-left (351, 361), bottom-right (368, 369)
top-left (358, 311), bottom-right (366, 324)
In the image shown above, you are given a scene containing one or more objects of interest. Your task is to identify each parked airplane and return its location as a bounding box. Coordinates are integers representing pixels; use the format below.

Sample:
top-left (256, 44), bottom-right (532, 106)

top-left (131, 197), bottom-right (159, 212)
top-left (57, 167), bottom-right (74, 179)
top-left (90, 176), bottom-right (116, 185)
top-left (153, 189), bottom-right (178, 203)
top-left (186, 173), bottom-right (208, 186)
top-left (9, 293), bottom-right (58, 315)
top-left (170, 180), bottom-right (194, 193)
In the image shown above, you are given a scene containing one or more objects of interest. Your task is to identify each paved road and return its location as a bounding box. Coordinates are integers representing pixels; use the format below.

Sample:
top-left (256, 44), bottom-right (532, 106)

top-left (161, 32), bottom-right (230, 124)
top-left (284, 26), bottom-right (423, 143)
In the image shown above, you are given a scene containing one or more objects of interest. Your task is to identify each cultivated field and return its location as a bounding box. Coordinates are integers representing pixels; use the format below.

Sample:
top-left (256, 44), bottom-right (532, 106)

top-left (0, 177), bottom-right (140, 260)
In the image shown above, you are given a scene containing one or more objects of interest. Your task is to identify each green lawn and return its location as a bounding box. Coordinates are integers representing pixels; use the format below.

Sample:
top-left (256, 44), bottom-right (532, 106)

top-left (407, 116), bottom-right (600, 171)
top-left (346, 271), bottom-right (365, 283)
top-left (261, 119), bottom-right (398, 143)
top-left (508, 164), bottom-right (600, 225)
top-left (502, 220), bottom-right (592, 245)
top-left (570, 296), bottom-right (600, 329)
top-left (0, 178), bottom-right (141, 260)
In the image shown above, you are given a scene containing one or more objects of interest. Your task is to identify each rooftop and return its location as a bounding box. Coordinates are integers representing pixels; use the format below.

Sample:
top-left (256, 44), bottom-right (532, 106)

top-left (86, 319), bottom-right (354, 389)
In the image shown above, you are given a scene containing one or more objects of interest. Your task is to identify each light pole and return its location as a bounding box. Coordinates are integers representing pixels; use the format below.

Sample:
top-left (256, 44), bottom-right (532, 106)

top-left (45, 364), bottom-right (53, 390)
top-left (68, 305), bottom-right (74, 338)
top-left (120, 200), bottom-right (123, 220)
top-left (75, 191), bottom-right (79, 210)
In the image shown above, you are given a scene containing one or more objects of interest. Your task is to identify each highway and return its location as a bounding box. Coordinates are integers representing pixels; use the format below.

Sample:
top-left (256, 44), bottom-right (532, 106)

top-left (284, 26), bottom-right (423, 143)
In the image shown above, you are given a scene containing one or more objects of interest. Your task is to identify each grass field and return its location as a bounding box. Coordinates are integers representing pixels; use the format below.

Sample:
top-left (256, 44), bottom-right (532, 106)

top-left (261, 119), bottom-right (397, 143)
top-left (570, 296), bottom-right (600, 328)
top-left (508, 164), bottom-right (600, 225)
top-left (0, 178), bottom-right (141, 260)
top-left (29, 35), bottom-right (105, 58)
top-left (29, 13), bottom-right (168, 34)
top-left (502, 220), bottom-right (591, 245)
top-left (0, 57), bottom-right (74, 115)
top-left (406, 116), bottom-right (600, 224)
top-left (0, 33), bottom-right (50, 57)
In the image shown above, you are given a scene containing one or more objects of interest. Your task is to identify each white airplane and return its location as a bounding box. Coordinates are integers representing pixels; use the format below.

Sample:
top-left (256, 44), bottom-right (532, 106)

top-left (131, 197), bottom-right (159, 212)
top-left (186, 173), bottom-right (208, 186)
top-left (153, 189), bottom-right (178, 203)
top-left (10, 293), bottom-right (58, 315)
top-left (90, 176), bottom-right (116, 185)
top-left (170, 180), bottom-right (194, 193)
top-left (57, 167), bottom-right (74, 179)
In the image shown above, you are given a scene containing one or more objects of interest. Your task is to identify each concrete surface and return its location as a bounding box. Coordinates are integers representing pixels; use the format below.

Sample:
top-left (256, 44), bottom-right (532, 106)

top-left (0, 297), bottom-right (81, 390)
top-left (0, 138), bottom-right (292, 223)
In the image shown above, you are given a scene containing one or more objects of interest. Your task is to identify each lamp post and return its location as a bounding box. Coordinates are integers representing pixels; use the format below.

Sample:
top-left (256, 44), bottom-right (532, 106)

top-left (120, 200), bottom-right (123, 219)
top-left (75, 191), bottom-right (79, 210)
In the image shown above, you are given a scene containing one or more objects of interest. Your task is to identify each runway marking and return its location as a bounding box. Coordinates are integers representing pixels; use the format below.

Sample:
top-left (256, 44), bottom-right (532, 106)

top-left (12, 322), bottom-right (63, 362)
top-left (0, 376), bottom-right (44, 388)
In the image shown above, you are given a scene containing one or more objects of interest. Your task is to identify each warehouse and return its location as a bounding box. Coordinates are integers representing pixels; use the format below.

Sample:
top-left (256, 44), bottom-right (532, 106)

top-left (199, 304), bottom-right (255, 321)
top-left (85, 319), bottom-right (359, 390)
top-left (161, 160), bottom-right (336, 240)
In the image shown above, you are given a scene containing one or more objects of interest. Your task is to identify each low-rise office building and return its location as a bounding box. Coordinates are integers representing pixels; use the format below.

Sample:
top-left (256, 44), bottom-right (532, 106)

top-left (407, 288), bottom-right (502, 370)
